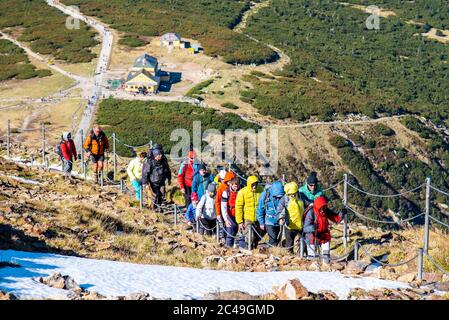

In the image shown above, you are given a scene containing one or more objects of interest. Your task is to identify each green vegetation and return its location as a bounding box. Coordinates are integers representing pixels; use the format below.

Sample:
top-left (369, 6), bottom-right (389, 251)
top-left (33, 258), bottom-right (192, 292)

top-left (0, 38), bottom-right (52, 81)
top-left (186, 79), bottom-right (214, 98)
top-left (329, 135), bottom-right (348, 149)
top-left (62, 0), bottom-right (277, 65)
top-left (347, 0), bottom-right (449, 29)
top-left (373, 124), bottom-right (395, 137)
top-left (241, 0), bottom-right (449, 122)
top-left (96, 99), bottom-right (260, 157)
top-left (118, 34), bottom-right (148, 48)
top-left (0, 0), bottom-right (98, 63)
top-left (221, 102), bottom-right (239, 110)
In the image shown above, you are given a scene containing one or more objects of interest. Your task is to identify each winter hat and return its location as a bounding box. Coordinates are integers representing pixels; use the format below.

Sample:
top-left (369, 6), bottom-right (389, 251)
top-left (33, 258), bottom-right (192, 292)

top-left (152, 148), bottom-right (162, 157)
top-left (197, 163), bottom-right (206, 171)
top-left (154, 143), bottom-right (163, 151)
top-left (219, 169), bottom-right (227, 180)
top-left (207, 183), bottom-right (216, 194)
top-left (284, 181), bottom-right (298, 195)
top-left (191, 192), bottom-right (199, 202)
top-left (307, 171), bottom-right (318, 185)
top-left (188, 150), bottom-right (196, 159)
top-left (62, 132), bottom-right (71, 141)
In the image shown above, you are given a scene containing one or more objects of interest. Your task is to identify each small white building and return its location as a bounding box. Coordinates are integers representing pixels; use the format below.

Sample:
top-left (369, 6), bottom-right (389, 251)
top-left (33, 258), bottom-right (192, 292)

top-left (160, 32), bottom-right (182, 48)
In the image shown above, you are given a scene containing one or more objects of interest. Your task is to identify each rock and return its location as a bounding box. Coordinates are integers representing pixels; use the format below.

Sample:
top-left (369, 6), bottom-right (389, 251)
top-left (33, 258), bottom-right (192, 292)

top-left (307, 261), bottom-right (320, 271)
top-left (0, 290), bottom-right (18, 300)
top-left (435, 281), bottom-right (449, 292)
top-left (422, 272), bottom-right (443, 283)
top-left (202, 255), bottom-right (225, 267)
top-left (343, 261), bottom-right (369, 275)
top-left (126, 292), bottom-right (153, 300)
top-left (273, 279), bottom-right (308, 300)
top-left (331, 262), bottom-right (346, 271)
top-left (397, 272), bottom-right (416, 283)
top-left (203, 290), bottom-right (262, 300)
top-left (38, 273), bottom-right (82, 293)
top-left (317, 290), bottom-right (338, 300)
top-left (82, 291), bottom-right (106, 300)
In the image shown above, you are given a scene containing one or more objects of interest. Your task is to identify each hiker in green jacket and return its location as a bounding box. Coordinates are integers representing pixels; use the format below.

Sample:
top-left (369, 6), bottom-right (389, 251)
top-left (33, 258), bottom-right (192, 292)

top-left (298, 172), bottom-right (323, 207)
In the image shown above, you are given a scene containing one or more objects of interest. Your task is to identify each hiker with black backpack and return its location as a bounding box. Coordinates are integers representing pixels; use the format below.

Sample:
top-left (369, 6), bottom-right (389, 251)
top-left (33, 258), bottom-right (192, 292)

top-left (277, 182), bottom-right (305, 254)
top-left (142, 149), bottom-right (171, 211)
top-left (256, 181), bottom-right (285, 246)
top-left (148, 143), bottom-right (171, 203)
top-left (83, 125), bottom-right (109, 183)
top-left (57, 132), bottom-right (77, 176)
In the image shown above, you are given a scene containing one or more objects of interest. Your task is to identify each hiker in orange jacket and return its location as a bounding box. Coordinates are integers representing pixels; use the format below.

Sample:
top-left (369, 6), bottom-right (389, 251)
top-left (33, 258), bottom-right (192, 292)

top-left (83, 125), bottom-right (109, 183)
top-left (215, 171), bottom-right (235, 222)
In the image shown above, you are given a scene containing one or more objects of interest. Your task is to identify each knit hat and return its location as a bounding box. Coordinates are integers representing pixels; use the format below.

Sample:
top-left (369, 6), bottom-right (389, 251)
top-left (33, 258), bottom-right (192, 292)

top-left (188, 150), bottom-right (196, 159)
top-left (307, 171), bottom-right (318, 185)
top-left (152, 148), bottom-right (162, 157)
top-left (219, 169), bottom-right (227, 180)
top-left (207, 183), bottom-right (216, 194)
top-left (62, 132), bottom-right (71, 141)
top-left (197, 163), bottom-right (206, 171)
top-left (191, 192), bottom-right (199, 202)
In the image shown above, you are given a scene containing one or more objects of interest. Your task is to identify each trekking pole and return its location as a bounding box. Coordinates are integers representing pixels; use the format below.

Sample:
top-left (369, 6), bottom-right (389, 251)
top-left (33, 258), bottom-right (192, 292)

top-left (6, 120), bottom-right (11, 159)
top-left (417, 248), bottom-right (423, 281)
top-left (174, 204), bottom-right (178, 225)
top-left (247, 225), bottom-right (252, 250)
top-left (139, 184), bottom-right (143, 209)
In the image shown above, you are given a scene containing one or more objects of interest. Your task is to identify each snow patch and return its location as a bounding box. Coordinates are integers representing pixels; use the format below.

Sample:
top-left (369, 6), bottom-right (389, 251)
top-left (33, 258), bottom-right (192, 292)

top-left (0, 250), bottom-right (410, 300)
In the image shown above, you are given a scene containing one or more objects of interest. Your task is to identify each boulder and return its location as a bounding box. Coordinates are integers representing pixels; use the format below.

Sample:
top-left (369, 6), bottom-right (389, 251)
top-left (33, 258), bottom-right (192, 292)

top-left (317, 290), bottom-right (338, 300)
top-left (435, 281), bottom-right (449, 292)
top-left (38, 273), bottom-right (82, 293)
top-left (273, 279), bottom-right (308, 300)
top-left (126, 292), bottom-right (153, 300)
top-left (397, 272), bottom-right (416, 283)
top-left (202, 255), bottom-right (225, 267)
top-left (0, 290), bottom-right (18, 300)
top-left (343, 261), bottom-right (369, 275)
top-left (203, 290), bottom-right (262, 300)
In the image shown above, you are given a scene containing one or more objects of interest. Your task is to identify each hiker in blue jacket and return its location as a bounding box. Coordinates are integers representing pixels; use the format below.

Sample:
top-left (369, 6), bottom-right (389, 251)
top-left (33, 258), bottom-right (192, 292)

top-left (256, 181), bottom-right (285, 246)
top-left (191, 163), bottom-right (215, 200)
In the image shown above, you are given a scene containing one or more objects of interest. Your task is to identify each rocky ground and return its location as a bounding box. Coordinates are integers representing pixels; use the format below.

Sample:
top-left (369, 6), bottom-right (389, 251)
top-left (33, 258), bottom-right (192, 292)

top-left (0, 157), bottom-right (448, 300)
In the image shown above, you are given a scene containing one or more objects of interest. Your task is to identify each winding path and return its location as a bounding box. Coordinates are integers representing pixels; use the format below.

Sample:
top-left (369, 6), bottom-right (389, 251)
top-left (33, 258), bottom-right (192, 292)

top-left (45, 0), bottom-right (113, 150)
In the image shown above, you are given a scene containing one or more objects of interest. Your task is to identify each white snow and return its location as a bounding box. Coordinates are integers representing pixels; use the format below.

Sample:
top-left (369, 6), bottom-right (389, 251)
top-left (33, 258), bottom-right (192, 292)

top-left (0, 250), bottom-right (409, 300)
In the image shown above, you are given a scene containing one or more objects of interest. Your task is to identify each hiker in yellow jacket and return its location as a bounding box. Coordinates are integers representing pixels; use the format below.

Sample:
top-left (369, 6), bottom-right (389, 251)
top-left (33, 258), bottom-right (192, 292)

top-left (235, 175), bottom-right (264, 249)
top-left (277, 181), bottom-right (304, 254)
top-left (127, 152), bottom-right (147, 201)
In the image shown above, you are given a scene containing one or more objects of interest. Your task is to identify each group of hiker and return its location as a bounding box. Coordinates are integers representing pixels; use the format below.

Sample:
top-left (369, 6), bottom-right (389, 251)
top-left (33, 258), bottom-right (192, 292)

top-left (56, 126), bottom-right (347, 263)
top-left (179, 159), bottom-right (347, 264)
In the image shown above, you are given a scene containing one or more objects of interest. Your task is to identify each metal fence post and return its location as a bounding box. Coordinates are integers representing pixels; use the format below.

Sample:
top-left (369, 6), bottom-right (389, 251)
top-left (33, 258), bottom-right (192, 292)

top-left (299, 236), bottom-right (304, 258)
top-left (80, 129), bottom-right (85, 178)
top-left (112, 132), bottom-right (117, 180)
top-left (196, 218), bottom-right (199, 233)
top-left (417, 248), bottom-right (423, 281)
top-left (41, 122), bottom-right (46, 168)
top-left (282, 173), bottom-right (286, 185)
top-left (343, 173), bottom-right (348, 247)
top-left (100, 171), bottom-right (104, 188)
top-left (7, 120), bottom-right (11, 159)
top-left (120, 179), bottom-right (124, 193)
top-left (216, 220), bottom-right (220, 243)
top-left (354, 241), bottom-right (359, 261)
top-left (174, 204), bottom-right (178, 225)
top-left (424, 177), bottom-right (431, 254)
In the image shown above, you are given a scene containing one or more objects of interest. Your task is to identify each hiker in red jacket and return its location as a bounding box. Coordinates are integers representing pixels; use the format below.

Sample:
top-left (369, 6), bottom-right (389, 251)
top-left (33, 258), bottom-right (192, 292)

top-left (178, 150), bottom-right (196, 207)
top-left (303, 196), bottom-right (347, 264)
top-left (60, 132), bottom-right (77, 175)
